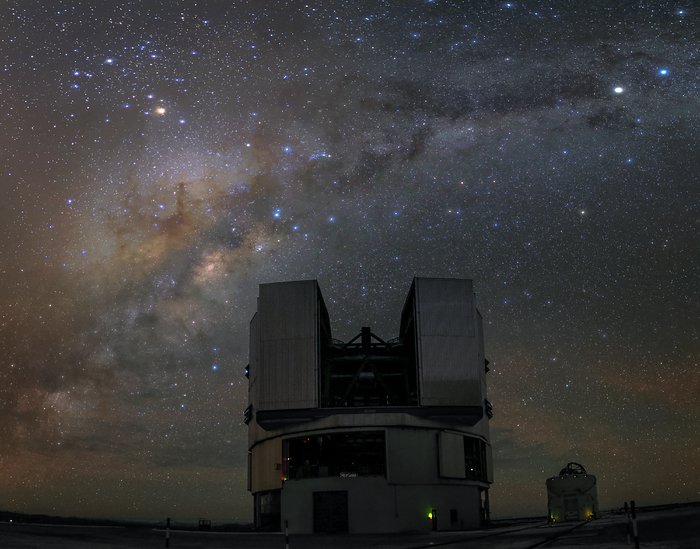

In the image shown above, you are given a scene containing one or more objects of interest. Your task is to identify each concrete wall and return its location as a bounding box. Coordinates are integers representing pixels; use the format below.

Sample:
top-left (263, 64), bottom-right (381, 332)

top-left (282, 477), bottom-right (393, 534)
top-left (395, 484), bottom-right (482, 531)
top-left (281, 476), bottom-right (482, 534)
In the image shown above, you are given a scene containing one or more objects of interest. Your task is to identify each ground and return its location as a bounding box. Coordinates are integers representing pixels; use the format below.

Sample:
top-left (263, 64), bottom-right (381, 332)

top-left (1, 504), bottom-right (698, 548)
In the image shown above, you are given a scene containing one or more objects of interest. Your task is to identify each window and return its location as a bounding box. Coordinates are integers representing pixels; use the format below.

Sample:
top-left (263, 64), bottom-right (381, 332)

top-left (284, 431), bottom-right (386, 480)
top-left (464, 436), bottom-right (488, 482)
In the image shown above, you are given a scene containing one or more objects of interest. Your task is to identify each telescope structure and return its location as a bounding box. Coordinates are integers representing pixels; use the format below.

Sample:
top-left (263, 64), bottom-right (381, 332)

top-left (245, 278), bottom-right (493, 534)
top-left (547, 462), bottom-right (598, 522)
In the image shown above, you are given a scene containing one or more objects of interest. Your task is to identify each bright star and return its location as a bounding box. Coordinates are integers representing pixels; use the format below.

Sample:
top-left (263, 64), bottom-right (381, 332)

top-left (154, 106), bottom-right (166, 115)
top-left (658, 68), bottom-right (669, 76)
top-left (613, 86), bottom-right (624, 94)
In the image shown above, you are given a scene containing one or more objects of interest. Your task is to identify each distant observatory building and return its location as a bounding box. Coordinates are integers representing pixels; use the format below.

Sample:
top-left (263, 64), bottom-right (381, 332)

top-left (245, 278), bottom-right (493, 534)
top-left (546, 462), bottom-right (598, 522)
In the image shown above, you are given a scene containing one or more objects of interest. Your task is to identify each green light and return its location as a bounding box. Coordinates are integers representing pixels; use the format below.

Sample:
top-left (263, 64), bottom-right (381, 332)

top-left (427, 511), bottom-right (433, 520)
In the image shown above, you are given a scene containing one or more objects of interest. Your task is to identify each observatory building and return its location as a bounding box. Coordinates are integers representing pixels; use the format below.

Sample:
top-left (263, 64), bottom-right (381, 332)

top-left (546, 462), bottom-right (598, 522)
top-left (245, 278), bottom-right (493, 534)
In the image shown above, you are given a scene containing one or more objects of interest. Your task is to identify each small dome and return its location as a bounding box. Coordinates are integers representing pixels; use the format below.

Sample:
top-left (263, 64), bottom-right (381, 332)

top-left (558, 462), bottom-right (587, 476)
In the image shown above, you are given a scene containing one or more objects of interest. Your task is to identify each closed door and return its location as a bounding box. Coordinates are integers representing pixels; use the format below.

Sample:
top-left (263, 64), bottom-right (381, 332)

top-left (313, 491), bottom-right (349, 533)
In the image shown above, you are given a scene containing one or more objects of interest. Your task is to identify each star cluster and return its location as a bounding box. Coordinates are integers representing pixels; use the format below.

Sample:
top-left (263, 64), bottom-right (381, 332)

top-left (1, 1), bottom-right (698, 521)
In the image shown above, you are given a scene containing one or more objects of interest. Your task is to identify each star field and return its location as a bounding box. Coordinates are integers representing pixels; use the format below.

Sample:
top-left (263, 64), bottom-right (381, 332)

top-left (1, 1), bottom-right (698, 522)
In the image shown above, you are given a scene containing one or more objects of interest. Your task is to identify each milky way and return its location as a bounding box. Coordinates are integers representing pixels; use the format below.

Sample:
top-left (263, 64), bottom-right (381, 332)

top-left (1, 1), bottom-right (698, 521)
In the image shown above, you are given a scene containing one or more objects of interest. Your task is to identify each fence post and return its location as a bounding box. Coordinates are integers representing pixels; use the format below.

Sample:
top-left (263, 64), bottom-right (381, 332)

top-left (285, 519), bottom-right (289, 549)
top-left (630, 500), bottom-right (639, 549)
top-left (165, 517), bottom-right (170, 548)
top-left (624, 502), bottom-right (630, 545)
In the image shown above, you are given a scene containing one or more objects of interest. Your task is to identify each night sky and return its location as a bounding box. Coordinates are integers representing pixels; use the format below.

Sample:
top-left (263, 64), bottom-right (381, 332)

top-left (1, 0), bottom-right (698, 523)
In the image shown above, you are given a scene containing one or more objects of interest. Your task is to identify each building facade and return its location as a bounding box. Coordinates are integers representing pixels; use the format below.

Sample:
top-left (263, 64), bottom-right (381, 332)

top-left (245, 278), bottom-right (493, 534)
